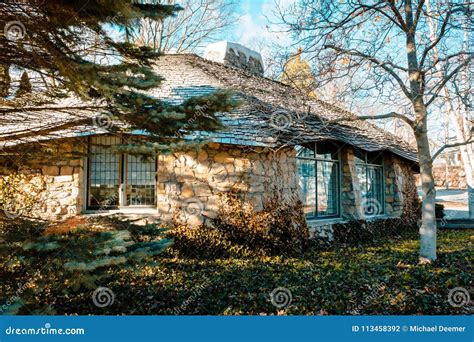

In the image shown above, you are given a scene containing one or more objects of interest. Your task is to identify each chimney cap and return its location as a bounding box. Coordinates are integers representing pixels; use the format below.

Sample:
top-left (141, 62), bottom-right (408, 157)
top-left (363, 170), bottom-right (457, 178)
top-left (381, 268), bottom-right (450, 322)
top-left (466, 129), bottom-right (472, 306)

top-left (203, 41), bottom-right (264, 76)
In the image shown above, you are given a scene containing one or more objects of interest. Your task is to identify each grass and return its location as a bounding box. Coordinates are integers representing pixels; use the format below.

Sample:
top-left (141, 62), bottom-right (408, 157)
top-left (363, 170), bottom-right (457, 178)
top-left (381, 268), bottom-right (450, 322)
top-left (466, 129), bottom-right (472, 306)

top-left (0, 216), bottom-right (472, 315)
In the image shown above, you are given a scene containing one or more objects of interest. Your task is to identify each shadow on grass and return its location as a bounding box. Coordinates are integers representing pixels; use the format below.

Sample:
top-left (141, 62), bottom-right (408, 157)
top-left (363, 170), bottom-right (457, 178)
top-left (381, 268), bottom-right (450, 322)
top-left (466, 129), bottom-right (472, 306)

top-left (0, 215), bottom-right (472, 315)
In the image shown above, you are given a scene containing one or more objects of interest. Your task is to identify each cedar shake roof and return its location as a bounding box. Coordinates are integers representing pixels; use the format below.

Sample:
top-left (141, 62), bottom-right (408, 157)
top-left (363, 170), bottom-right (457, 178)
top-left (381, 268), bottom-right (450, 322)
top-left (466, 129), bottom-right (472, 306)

top-left (155, 54), bottom-right (419, 164)
top-left (0, 54), bottom-right (418, 164)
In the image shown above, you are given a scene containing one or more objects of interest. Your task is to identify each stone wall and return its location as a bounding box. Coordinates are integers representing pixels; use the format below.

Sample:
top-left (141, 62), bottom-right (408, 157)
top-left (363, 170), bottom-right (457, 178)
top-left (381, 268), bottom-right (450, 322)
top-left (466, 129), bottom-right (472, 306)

top-left (157, 143), bottom-right (298, 226)
top-left (432, 165), bottom-right (469, 189)
top-left (0, 138), bottom-right (85, 220)
top-left (306, 146), bottom-right (418, 240)
top-left (340, 147), bottom-right (363, 220)
top-left (1, 136), bottom-right (417, 233)
top-left (384, 153), bottom-right (408, 217)
top-left (157, 142), bottom-right (417, 241)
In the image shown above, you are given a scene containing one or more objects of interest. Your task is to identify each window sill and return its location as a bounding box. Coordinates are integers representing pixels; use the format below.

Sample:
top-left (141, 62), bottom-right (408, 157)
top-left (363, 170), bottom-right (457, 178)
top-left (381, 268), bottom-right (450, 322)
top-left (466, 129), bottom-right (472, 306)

top-left (306, 217), bottom-right (345, 226)
top-left (306, 214), bottom-right (389, 227)
top-left (364, 214), bottom-right (389, 221)
top-left (84, 207), bottom-right (158, 216)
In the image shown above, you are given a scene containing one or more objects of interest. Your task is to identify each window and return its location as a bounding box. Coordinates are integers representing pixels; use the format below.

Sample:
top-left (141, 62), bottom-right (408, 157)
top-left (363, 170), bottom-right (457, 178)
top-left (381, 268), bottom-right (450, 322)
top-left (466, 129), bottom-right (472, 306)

top-left (296, 142), bottom-right (340, 218)
top-left (87, 136), bottom-right (156, 208)
top-left (354, 148), bottom-right (384, 216)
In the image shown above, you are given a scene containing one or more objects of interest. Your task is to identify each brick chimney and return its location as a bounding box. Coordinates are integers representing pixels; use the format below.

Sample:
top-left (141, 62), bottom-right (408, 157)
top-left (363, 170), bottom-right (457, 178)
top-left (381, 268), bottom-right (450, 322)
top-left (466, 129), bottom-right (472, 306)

top-left (203, 41), bottom-right (264, 76)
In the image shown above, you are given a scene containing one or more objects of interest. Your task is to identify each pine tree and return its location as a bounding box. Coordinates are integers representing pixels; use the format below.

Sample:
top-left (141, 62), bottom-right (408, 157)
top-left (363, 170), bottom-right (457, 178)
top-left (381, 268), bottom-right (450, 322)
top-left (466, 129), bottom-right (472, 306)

top-left (0, 1), bottom-right (238, 147)
top-left (280, 48), bottom-right (318, 99)
top-left (1, 216), bottom-right (173, 313)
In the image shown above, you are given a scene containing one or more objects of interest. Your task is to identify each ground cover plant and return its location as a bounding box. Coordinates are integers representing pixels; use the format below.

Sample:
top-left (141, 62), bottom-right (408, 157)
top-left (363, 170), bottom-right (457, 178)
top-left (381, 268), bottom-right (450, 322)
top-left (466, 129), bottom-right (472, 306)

top-left (0, 214), bottom-right (471, 315)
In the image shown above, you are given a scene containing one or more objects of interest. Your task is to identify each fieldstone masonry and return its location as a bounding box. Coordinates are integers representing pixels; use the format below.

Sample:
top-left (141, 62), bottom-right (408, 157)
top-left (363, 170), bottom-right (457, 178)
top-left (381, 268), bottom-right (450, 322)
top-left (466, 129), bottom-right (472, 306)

top-left (0, 138), bottom-right (85, 220)
top-left (0, 137), bottom-right (417, 239)
top-left (432, 165), bottom-right (470, 189)
top-left (340, 147), bottom-right (363, 219)
top-left (157, 143), bottom-right (298, 226)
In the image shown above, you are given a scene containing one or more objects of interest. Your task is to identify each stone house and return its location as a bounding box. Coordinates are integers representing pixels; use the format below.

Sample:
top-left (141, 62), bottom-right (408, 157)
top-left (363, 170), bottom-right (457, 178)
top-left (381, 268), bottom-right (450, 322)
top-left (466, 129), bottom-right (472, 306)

top-left (0, 42), bottom-right (419, 237)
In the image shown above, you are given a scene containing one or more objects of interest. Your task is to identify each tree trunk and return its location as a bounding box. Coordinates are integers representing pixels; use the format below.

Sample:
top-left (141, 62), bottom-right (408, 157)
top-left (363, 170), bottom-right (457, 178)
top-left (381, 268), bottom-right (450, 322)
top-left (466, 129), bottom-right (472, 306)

top-left (404, 0), bottom-right (437, 262)
top-left (414, 117), bottom-right (437, 262)
top-left (413, 96), bottom-right (438, 262)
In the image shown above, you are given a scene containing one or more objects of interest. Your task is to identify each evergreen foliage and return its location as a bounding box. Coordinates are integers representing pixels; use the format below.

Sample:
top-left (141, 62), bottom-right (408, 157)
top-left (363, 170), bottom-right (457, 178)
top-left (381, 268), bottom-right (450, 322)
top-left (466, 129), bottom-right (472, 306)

top-left (0, 215), bottom-right (172, 314)
top-left (19, 217), bottom-right (172, 272)
top-left (0, 0), bottom-right (238, 145)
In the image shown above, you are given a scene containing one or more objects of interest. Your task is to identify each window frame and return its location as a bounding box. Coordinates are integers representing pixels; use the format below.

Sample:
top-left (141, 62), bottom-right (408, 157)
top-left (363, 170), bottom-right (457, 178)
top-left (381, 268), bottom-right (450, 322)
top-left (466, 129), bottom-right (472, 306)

top-left (86, 136), bottom-right (157, 210)
top-left (354, 148), bottom-right (385, 217)
top-left (296, 141), bottom-right (341, 219)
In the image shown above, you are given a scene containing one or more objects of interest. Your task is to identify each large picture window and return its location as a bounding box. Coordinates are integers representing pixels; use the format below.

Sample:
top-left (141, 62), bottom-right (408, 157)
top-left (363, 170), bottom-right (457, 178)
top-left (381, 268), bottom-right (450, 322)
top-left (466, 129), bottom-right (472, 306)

top-left (296, 142), bottom-right (340, 218)
top-left (87, 136), bottom-right (156, 208)
top-left (354, 148), bottom-right (384, 216)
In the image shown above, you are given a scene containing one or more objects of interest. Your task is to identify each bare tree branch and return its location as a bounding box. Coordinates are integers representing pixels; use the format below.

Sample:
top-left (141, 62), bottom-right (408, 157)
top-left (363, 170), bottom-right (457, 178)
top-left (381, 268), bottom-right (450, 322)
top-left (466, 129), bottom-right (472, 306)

top-left (322, 111), bottom-right (415, 127)
top-left (432, 135), bottom-right (474, 161)
top-left (426, 56), bottom-right (473, 106)
top-left (322, 44), bottom-right (412, 99)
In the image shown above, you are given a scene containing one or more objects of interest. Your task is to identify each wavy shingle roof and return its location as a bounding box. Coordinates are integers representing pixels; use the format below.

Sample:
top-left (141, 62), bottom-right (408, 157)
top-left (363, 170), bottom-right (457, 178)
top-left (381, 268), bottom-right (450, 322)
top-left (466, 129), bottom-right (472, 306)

top-left (0, 54), bottom-right (418, 165)
top-left (163, 54), bottom-right (418, 164)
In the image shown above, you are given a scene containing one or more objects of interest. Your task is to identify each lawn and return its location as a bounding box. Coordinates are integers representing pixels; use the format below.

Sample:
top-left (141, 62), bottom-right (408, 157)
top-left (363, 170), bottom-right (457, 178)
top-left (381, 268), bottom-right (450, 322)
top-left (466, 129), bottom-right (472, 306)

top-left (0, 216), bottom-right (472, 315)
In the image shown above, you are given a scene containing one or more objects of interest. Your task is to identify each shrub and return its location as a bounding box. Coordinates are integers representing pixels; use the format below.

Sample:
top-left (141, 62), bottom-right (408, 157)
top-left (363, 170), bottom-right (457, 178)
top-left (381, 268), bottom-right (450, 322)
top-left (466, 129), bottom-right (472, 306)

top-left (0, 173), bottom-right (46, 220)
top-left (332, 218), bottom-right (418, 245)
top-left (168, 191), bottom-right (309, 258)
top-left (332, 170), bottom-right (422, 246)
top-left (0, 216), bottom-right (172, 314)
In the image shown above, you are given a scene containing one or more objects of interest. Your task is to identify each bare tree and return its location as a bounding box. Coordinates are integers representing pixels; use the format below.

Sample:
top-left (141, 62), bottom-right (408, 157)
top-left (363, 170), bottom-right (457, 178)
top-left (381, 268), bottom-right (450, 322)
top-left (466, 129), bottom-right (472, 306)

top-left (278, 0), bottom-right (473, 262)
top-left (132, 0), bottom-right (238, 53)
top-left (424, 0), bottom-right (473, 218)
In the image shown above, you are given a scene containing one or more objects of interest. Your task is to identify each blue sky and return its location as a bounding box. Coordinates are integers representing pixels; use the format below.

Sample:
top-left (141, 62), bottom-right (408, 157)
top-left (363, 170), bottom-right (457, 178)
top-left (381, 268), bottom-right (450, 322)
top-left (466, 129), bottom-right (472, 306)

top-left (223, 0), bottom-right (295, 49)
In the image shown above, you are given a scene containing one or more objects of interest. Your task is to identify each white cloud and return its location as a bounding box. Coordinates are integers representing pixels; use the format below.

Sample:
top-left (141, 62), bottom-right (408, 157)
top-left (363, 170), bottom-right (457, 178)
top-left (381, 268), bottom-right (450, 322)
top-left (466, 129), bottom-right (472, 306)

top-left (236, 0), bottom-right (294, 48)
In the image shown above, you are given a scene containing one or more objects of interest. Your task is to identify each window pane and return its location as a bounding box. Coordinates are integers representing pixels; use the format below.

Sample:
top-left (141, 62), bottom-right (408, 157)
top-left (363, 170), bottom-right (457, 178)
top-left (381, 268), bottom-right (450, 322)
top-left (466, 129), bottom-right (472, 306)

top-left (354, 147), bottom-right (366, 163)
top-left (367, 166), bottom-right (384, 213)
top-left (89, 136), bottom-right (120, 207)
top-left (356, 164), bottom-right (367, 196)
top-left (297, 159), bottom-right (316, 216)
top-left (126, 155), bottom-right (156, 206)
top-left (296, 144), bottom-right (315, 158)
top-left (357, 164), bottom-right (384, 216)
top-left (317, 161), bottom-right (339, 216)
